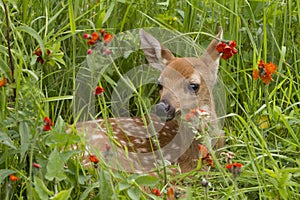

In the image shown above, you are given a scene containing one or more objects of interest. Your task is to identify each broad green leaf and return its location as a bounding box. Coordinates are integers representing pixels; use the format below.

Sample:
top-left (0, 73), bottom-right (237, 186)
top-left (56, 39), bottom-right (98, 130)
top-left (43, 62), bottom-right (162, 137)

top-left (126, 187), bottom-right (141, 200)
top-left (45, 133), bottom-right (80, 148)
top-left (0, 169), bottom-right (15, 183)
top-left (19, 122), bottom-right (30, 160)
top-left (135, 174), bottom-right (159, 187)
top-left (118, 181), bottom-right (131, 191)
top-left (45, 148), bottom-right (66, 181)
top-left (0, 131), bottom-right (17, 149)
top-left (34, 176), bottom-right (54, 199)
top-left (51, 187), bottom-right (73, 200)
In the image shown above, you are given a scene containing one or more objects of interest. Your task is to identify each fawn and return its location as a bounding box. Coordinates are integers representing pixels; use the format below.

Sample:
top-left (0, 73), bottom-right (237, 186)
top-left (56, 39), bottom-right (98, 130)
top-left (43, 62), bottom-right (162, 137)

top-left (74, 28), bottom-right (225, 173)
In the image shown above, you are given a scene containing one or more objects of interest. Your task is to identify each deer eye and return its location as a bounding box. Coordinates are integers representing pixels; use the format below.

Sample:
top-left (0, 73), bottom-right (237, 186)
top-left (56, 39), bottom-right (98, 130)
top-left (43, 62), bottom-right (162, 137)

top-left (188, 83), bottom-right (199, 93)
top-left (157, 82), bottom-right (163, 91)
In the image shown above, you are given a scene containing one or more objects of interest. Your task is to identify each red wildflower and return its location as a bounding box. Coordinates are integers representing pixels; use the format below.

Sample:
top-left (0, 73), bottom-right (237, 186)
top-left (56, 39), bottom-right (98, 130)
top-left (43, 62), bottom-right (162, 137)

top-left (87, 49), bottom-right (93, 55)
top-left (252, 60), bottom-right (277, 84)
top-left (216, 42), bottom-right (226, 53)
top-left (151, 188), bottom-right (162, 196)
top-left (33, 162), bottom-right (41, 169)
top-left (33, 48), bottom-right (51, 64)
top-left (226, 162), bottom-right (242, 170)
top-left (105, 49), bottom-right (111, 55)
top-left (167, 187), bottom-right (175, 200)
top-left (222, 46), bottom-right (233, 60)
top-left (100, 29), bottom-right (105, 35)
top-left (0, 77), bottom-right (7, 87)
top-left (43, 116), bottom-right (53, 131)
top-left (91, 32), bottom-right (99, 41)
top-left (83, 33), bottom-right (90, 39)
top-left (226, 162), bottom-right (243, 176)
top-left (89, 155), bottom-right (99, 164)
top-left (103, 33), bottom-right (113, 43)
top-left (87, 40), bottom-right (96, 45)
top-left (229, 40), bottom-right (237, 48)
top-left (9, 174), bottom-right (18, 182)
top-left (94, 85), bottom-right (104, 96)
top-left (216, 40), bottom-right (238, 60)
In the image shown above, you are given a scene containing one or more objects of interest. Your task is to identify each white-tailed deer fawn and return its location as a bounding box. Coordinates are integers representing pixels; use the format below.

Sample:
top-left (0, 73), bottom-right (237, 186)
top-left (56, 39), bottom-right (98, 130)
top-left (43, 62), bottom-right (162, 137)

top-left (74, 28), bottom-right (224, 173)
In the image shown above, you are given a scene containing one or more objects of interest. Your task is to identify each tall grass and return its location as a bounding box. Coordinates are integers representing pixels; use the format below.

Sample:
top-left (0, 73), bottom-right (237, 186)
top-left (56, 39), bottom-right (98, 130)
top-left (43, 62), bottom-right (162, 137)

top-left (0, 0), bottom-right (299, 199)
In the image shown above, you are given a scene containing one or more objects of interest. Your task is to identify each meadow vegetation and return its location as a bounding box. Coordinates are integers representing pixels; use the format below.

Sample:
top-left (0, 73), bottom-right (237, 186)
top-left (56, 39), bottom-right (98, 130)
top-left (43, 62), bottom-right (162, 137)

top-left (0, 0), bottom-right (299, 199)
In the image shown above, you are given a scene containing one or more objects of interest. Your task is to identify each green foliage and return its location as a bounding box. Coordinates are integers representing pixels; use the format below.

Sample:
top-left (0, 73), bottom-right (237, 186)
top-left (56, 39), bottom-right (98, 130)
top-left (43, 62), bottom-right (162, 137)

top-left (0, 0), bottom-right (299, 199)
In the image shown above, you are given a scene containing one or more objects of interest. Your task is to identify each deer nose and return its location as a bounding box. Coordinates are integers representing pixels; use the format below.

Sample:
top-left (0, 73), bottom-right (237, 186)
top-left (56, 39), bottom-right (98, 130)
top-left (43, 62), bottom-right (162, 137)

top-left (153, 100), bottom-right (175, 121)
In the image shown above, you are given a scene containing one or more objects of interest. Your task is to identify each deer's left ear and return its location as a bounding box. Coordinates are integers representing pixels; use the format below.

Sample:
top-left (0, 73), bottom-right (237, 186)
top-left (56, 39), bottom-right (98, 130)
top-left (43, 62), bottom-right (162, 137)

top-left (200, 27), bottom-right (223, 82)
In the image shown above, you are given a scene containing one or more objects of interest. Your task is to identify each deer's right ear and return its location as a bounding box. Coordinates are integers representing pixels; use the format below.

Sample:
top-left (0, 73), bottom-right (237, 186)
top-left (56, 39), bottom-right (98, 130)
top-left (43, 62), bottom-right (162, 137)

top-left (140, 29), bottom-right (175, 70)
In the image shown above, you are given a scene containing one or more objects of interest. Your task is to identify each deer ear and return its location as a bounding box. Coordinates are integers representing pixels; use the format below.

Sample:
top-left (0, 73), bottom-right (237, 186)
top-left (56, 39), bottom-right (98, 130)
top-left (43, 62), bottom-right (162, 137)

top-left (202, 26), bottom-right (223, 62)
top-left (140, 29), bottom-right (175, 70)
top-left (200, 27), bottom-right (223, 84)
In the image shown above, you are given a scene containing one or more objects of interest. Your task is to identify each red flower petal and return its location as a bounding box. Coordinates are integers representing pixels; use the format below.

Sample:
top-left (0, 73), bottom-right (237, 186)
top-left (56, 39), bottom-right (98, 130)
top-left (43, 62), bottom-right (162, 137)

top-left (44, 117), bottom-right (53, 126)
top-left (87, 49), bottom-right (93, 55)
top-left (100, 29), bottom-right (105, 35)
top-left (0, 77), bottom-right (7, 87)
top-left (216, 42), bottom-right (226, 53)
top-left (91, 32), bottom-right (99, 41)
top-left (9, 174), bottom-right (18, 182)
top-left (83, 33), bottom-right (90, 39)
top-left (258, 59), bottom-right (265, 68)
top-left (87, 40), bottom-right (96, 45)
top-left (229, 40), bottom-right (237, 48)
top-left (252, 69), bottom-right (260, 80)
top-left (33, 162), bottom-right (41, 168)
top-left (103, 33), bottom-right (113, 43)
top-left (221, 47), bottom-right (233, 60)
top-left (89, 155), bottom-right (99, 163)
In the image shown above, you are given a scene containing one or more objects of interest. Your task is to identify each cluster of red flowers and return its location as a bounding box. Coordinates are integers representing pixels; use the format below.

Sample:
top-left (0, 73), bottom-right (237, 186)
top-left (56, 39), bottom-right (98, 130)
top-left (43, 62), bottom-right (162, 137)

top-left (216, 40), bottom-right (238, 60)
top-left (83, 29), bottom-right (113, 55)
top-left (43, 116), bottom-right (53, 131)
top-left (198, 144), bottom-right (214, 167)
top-left (252, 59), bottom-right (277, 84)
top-left (185, 108), bottom-right (209, 122)
top-left (226, 162), bottom-right (243, 176)
top-left (33, 47), bottom-right (51, 64)
top-left (94, 85), bottom-right (104, 96)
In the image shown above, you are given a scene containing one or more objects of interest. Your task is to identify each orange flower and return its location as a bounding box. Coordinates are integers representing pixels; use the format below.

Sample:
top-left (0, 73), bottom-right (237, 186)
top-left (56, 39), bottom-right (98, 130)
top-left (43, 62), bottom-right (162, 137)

top-left (33, 48), bottom-right (51, 64)
top-left (167, 187), bottom-right (175, 200)
top-left (103, 33), bottom-right (113, 43)
top-left (91, 32), bottom-right (99, 41)
top-left (0, 77), bottom-right (7, 87)
top-left (226, 162), bottom-right (242, 170)
top-left (151, 188), bottom-right (162, 196)
top-left (43, 116), bottom-right (53, 131)
top-left (252, 69), bottom-right (260, 80)
top-left (252, 60), bottom-right (277, 84)
top-left (226, 162), bottom-right (243, 176)
top-left (94, 85), bottom-right (104, 96)
top-left (89, 155), bottom-right (99, 164)
top-left (9, 174), bottom-right (18, 182)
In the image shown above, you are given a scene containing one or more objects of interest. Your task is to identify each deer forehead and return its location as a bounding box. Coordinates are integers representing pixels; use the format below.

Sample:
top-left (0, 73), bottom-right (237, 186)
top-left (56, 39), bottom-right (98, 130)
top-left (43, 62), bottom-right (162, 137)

top-left (159, 58), bottom-right (201, 84)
